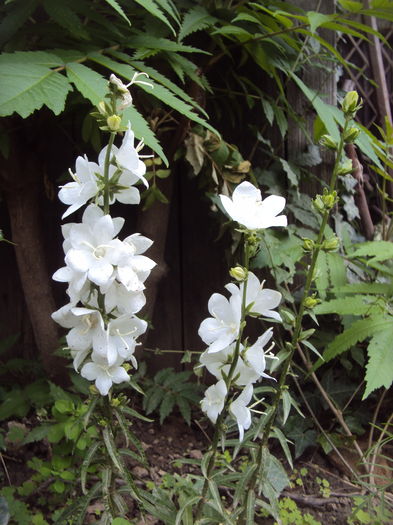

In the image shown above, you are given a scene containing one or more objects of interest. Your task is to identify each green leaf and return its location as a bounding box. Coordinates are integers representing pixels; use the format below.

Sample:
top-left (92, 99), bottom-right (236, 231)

top-left (178, 6), bottom-right (216, 41)
top-left (349, 240), bottom-right (393, 263)
top-left (0, 53), bottom-right (71, 117)
top-left (175, 496), bottom-right (200, 525)
top-left (337, 0), bottom-right (363, 11)
top-left (316, 315), bottom-right (392, 368)
top-left (246, 489), bottom-right (256, 524)
top-left (122, 105), bottom-right (168, 165)
top-left (0, 0), bottom-right (37, 47)
top-left (42, 0), bottom-right (90, 40)
top-left (132, 0), bottom-right (175, 34)
top-left (314, 295), bottom-right (381, 316)
top-left (112, 519), bottom-right (133, 525)
top-left (66, 63), bottom-right (107, 105)
top-left (363, 329), bottom-right (393, 398)
top-left (81, 441), bottom-right (100, 495)
top-left (103, 0), bottom-right (130, 24)
top-left (306, 11), bottom-right (335, 33)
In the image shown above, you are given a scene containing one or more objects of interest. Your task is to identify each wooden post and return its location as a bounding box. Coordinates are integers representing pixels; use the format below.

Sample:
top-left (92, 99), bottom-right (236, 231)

top-left (288, 0), bottom-right (336, 191)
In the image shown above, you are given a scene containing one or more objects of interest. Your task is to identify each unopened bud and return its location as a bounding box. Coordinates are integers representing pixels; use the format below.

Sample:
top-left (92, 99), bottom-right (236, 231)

top-left (337, 159), bottom-right (353, 176)
top-left (304, 294), bottom-right (320, 309)
top-left (302, 238), bottom-right (315, 252)
top-left (97, 101), bottom-right (107, 115)
top-left (313, 195), bottom-right (325, 214)
top-left (321, 190), bottom-right (338, 210)
top-left (107, 114), bottom-right (121, 131)
top-left (342, 91), bottom-right (361, 117)
top-left (110, 397), bottom-right (121, 407)
top-left (322, 236), bottom-right (340, 252)
top-left (229, 266), bottom-right (247, 281)
top-left (89, 385), bottom-right (99, 395)
top-left (320, 134), bottom-right (338, 150)
top-left (343, 126), bottom-right (361, 143)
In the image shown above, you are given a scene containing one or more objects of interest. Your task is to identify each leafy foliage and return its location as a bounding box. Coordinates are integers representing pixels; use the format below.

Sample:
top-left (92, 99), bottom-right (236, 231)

top-left (143, 367), bottom-right (201, 424)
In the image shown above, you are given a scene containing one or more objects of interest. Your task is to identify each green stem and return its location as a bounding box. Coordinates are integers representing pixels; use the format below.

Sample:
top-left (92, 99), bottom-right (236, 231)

top-left (195, 238), bottom-right (251, 520)
top-left (240, 117), bottom-right (352, 522)
top-left (103, 132), bottom-right (116, 215)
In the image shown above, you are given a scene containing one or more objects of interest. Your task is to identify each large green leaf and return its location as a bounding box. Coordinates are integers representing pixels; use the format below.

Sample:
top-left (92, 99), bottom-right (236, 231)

top-left (364, 328), bottom-right (393, 398)
top-left (316, 315), bottom-right (392, 369)
top-left (132, 0), bottom-right (176, 34)
top-left (0, 52), bottom-right (71, 117)
top-left (66, 63), bottom-right (107, 104)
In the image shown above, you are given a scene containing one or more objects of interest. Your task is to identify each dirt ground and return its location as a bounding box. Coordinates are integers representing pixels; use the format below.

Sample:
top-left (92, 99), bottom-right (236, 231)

top-left (2, 413), bottom-right (379, 524)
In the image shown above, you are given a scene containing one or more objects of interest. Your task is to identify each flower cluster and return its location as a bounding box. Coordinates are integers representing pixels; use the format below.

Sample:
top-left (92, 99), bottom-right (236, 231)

top-left (52, 82), bottom-right (154, 396)
top-left (199, 181), bottom-right (287, 441)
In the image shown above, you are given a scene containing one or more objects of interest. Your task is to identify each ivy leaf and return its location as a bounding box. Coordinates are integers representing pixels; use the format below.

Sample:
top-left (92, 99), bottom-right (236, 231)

top-left (0, 52), bottom-right (71, 117)
top-left (66, 63), bottom-right (107, 104)
top-left (363, 328), bottom-right (393, 399)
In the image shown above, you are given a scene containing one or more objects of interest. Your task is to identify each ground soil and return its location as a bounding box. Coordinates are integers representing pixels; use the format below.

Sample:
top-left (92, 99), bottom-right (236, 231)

top-left (1, 413), bottom-right (381, 524)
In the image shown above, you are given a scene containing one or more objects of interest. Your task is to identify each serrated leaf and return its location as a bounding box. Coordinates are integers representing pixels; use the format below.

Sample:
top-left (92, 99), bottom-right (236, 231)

top-left (314, 295), bottom-right (381, 316)
top-left (66, 63), bottom-right (107, 105)
top-left (179, 6), bottom-right (216, 42)
top-left (43, 0), bottom-right (90, 40)
top-left (133, 0), bottom-right (175, 34)
top-left (159, 393), bottom-right (176, 424)
top-left (0, 0), bottom-right (37, 47)
top-left (122, 105), bottom-right (168, 165)
top-left (316, 315), bottom-right (392, 369)
top-left (103, 0), bottom-right (130, 24)
top-left (0, 58), bottom-right (71, 117)
top-left (350, 241), bottom-right (393, 262)
top-left (363, 328), bottom-right (393, 398)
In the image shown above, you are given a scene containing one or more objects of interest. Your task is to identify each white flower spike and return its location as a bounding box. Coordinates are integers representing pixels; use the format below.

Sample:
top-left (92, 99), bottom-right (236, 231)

top-left (219, 181), bottom-right (287, 230)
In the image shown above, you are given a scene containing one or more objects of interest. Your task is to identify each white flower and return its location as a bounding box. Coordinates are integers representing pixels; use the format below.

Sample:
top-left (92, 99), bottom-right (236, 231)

top-left (219, 181), bottom-right (287, 230)
top-left (100, 126), bottom-right (148, 189)
top-left (64, 204), bottom-right (125, 287)
top-left (58, 156), bottom-right (99, 219)
top-left (97, 143), bottom-right (143, 205)
top-left (200, 344), bottom-right (259, 386)
top-left (104, 280), bottom-right (146, 315)
top-left (92, 314), bottom-right (147, 368)
top-left (198, 292), bottom-right (242, 353)
top-left (244, 329), bottom-right (274, 379)
top-left (226, 272), bottom-right (282, 322)
top-left (200, 380), bottom-right (227, 423)
top-left (229, 384), bottom-right (253, 441)
top-left (115, 234), bottom-right (156, 292)
top-left (81, 354), bottom-right (130, 396)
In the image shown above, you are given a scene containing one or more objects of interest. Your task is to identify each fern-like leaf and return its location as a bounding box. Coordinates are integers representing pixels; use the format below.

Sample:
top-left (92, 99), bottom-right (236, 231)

top-left (316, 315), bottom-right (392, 369)
top-left (132, 0), bottom-right (176, 35)
top-left (363, 328), bottom-right (393, 399)
top-left (178, 6), bottom-right (216, 42)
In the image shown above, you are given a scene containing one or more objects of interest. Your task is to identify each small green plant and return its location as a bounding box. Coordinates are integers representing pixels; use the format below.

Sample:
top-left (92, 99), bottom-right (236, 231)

top-left (143, 367), bottom-right (202, 424)
top-left (316, 476), bottom-right (331, 498)
top-left (273, 497), bottom-right (322, 525)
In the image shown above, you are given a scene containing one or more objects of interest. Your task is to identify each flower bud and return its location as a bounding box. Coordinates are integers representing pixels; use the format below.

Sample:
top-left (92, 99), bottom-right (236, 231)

top-left (343, 126), bottom-right (360, 143)
top-left (107, 114), bottom-right (122, 131)
top-left (322, 236), bottom-right (339, 252)
top-left (229, 266), bottom-right (247, 281)
top-left (304, 294), bottom-right (320, 309)
top-left (97, 101), bottom-right (107, 115)
top-left (337, 159), bottom-right (353, 176)
top-left (110, 397), bottom-right (121, 407)
top-left (342, 91), bottom-right (361, 117)
top-left (313, 195), bottom-right (325, 214)
top-left (322, 190), bottom-right (338, 210)
top-left (302, 238), bottom-right (315, 252)
top-left (319, 134), bottom-right (338, 150)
